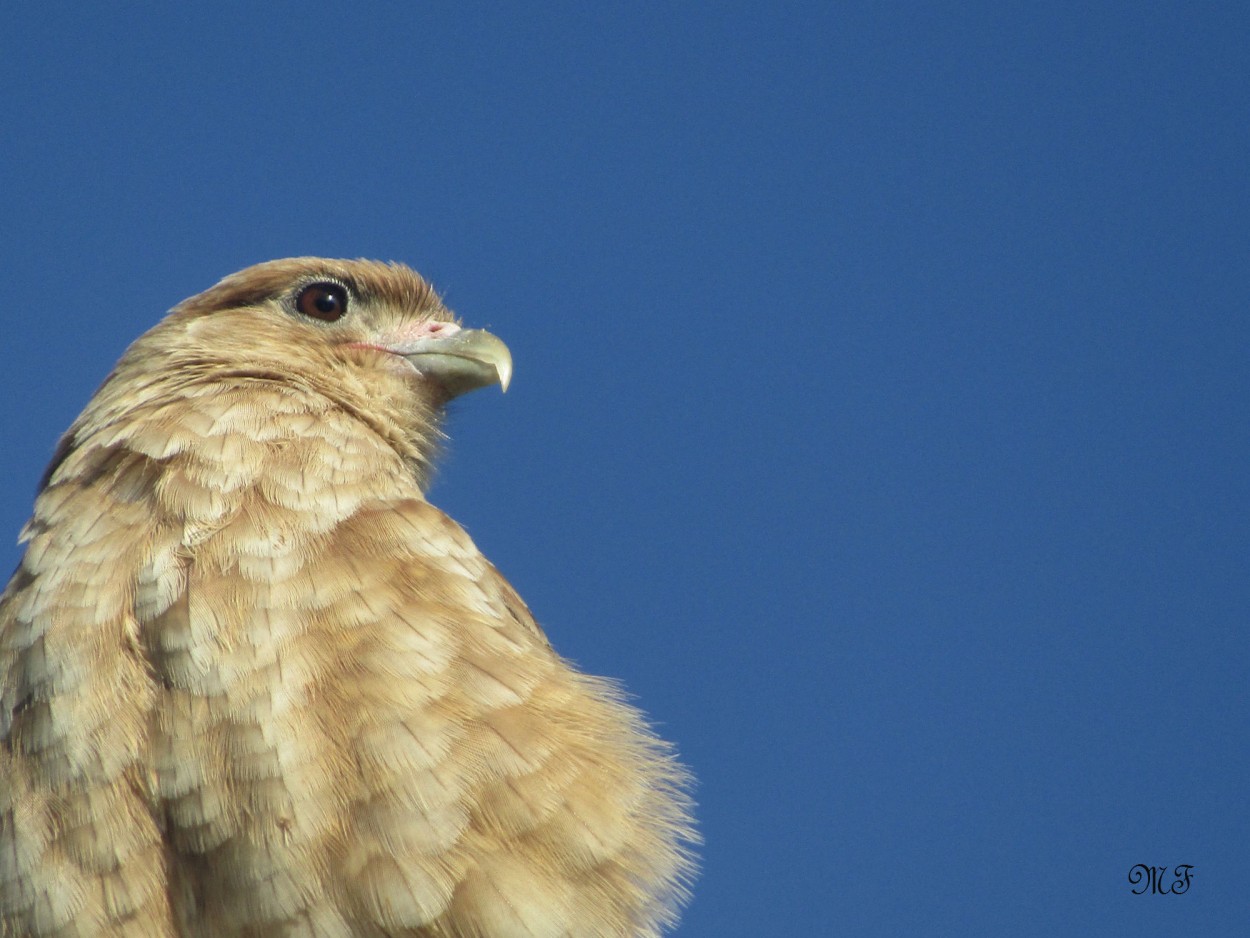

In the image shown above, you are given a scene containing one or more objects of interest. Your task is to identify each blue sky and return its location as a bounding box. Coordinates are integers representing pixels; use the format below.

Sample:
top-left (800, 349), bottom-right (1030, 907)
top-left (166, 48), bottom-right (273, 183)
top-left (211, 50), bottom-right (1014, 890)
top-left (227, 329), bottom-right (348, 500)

top-left (3, 3), bottom-right (1247, 935)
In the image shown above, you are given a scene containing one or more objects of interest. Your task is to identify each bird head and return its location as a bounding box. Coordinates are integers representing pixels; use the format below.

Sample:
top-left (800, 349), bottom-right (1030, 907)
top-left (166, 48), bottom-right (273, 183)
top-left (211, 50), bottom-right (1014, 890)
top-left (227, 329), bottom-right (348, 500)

top-left (53, 258), bottom-right (511, 488)
top-left (171, 257), bottom-right (511, 399)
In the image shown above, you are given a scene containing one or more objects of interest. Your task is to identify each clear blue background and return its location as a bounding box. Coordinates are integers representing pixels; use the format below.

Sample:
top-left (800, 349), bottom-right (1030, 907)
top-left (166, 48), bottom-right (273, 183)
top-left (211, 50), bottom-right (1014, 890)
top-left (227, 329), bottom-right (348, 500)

top-left (3, 4), bottom-right (1246, 935)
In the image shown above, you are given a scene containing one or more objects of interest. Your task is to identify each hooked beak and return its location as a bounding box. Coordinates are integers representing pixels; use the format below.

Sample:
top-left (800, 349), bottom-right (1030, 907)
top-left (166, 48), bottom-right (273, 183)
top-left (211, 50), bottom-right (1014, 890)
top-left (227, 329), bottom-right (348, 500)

top-left (402, 327), bottom-right (513, 398)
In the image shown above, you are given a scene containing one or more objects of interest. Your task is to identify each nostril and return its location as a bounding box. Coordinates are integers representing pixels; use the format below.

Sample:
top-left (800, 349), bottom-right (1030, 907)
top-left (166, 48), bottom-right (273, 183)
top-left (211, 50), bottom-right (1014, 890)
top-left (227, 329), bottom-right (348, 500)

top-left (424, 321), bottom-right (454, 336)
top-left (396, 320), bottom-right (461, 347)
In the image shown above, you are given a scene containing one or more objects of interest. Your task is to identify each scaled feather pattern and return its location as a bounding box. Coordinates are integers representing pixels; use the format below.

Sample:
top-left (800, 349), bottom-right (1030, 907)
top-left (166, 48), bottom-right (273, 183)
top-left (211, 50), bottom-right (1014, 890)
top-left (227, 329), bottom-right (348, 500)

top-left (0, 259), bottom-right (696, 937)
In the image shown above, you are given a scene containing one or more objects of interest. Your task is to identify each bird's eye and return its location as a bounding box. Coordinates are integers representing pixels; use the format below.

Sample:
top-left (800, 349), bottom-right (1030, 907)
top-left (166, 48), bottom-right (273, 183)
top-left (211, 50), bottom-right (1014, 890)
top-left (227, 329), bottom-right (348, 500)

top-left (295, 282), bottom-right (350, 322)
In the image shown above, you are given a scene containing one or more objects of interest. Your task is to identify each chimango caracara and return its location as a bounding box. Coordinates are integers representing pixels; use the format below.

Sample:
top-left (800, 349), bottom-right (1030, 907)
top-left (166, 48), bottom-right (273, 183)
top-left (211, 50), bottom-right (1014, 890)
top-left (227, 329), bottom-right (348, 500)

top-left (0, 259), bottom-right (696, 937)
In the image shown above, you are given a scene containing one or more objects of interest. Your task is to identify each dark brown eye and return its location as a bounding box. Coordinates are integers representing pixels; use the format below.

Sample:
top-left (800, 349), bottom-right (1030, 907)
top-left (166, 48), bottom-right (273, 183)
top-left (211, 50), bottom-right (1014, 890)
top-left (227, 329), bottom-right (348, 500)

top-left (295, 282), bottom-right (349, 322)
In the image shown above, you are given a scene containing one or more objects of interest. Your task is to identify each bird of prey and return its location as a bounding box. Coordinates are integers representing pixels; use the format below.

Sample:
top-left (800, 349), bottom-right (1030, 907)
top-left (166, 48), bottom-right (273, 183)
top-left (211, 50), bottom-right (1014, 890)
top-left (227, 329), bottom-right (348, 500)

top-left (0, 258), bottom-right (696, 937)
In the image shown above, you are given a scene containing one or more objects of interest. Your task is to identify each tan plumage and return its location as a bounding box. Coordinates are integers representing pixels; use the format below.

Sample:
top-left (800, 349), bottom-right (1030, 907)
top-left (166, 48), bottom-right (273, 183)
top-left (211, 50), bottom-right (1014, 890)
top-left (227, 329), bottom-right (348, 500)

top-left (0, 259), bottom-right (696, 937)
